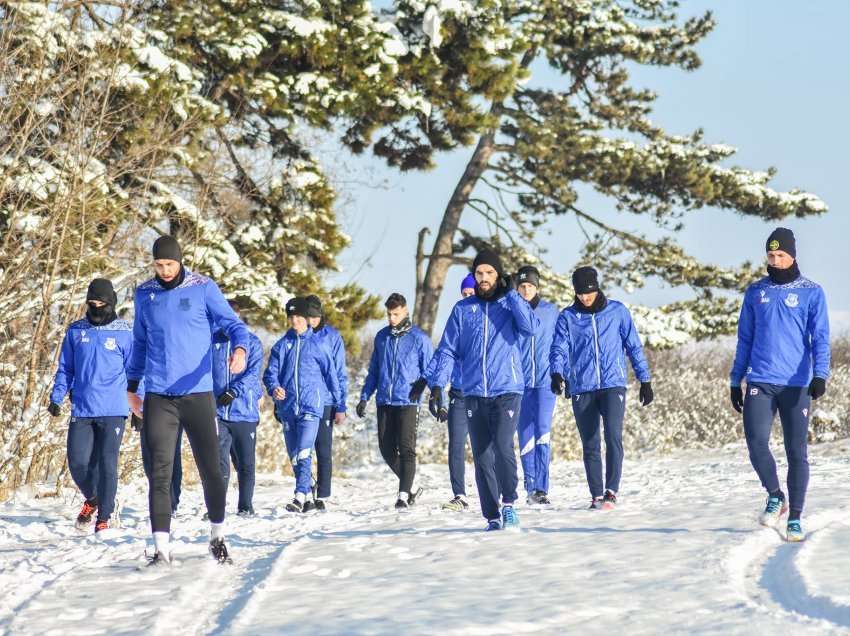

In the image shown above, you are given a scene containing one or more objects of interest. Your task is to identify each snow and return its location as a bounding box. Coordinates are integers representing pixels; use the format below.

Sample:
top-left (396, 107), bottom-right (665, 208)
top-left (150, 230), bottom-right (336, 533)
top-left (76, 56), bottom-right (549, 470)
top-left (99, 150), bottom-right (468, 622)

top-left (2, 442), bottom-right (850, 634)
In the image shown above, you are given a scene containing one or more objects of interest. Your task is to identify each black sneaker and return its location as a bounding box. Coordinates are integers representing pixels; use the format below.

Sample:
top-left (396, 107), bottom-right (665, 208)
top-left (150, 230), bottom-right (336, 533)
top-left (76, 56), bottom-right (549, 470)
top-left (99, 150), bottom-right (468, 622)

top-left (202, 512), bottom-right (210, 521)
top-left (75, 497), bottom-right (98, 529)
top-left (394, 498), bottom-right (409, 510)
top-left (536, 492), bottom-right (552, 505)
top-left (146, 551), bottom-right (171, 567)
top-left (285, 499), bottom-right (303, 513)
top-left (314, 499), bottom-right (327, 512)
top-left (602, 490), bottom-right (617, 510)
top-left (236, 509), bottom-right (256, 518)
top-left (589, 497), bottom-right (603, 510)
top-left (209, 538), bottom-right (232, 564)
top-left (302, 499), bottom-right (316, 513)
top-left (408, 487), bottom-right (424, 506)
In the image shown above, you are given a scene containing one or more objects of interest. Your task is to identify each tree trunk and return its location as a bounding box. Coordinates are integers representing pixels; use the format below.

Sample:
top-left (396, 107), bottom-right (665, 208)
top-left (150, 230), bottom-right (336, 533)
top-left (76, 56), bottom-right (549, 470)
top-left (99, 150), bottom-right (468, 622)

top-left (412, 125), bottom-right (498, 335)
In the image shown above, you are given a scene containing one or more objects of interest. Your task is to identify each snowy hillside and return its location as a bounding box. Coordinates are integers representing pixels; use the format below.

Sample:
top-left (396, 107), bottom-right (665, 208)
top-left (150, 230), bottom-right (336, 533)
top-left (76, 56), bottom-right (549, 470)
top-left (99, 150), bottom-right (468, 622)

top-left (2, 442), bottom-right (850, 635)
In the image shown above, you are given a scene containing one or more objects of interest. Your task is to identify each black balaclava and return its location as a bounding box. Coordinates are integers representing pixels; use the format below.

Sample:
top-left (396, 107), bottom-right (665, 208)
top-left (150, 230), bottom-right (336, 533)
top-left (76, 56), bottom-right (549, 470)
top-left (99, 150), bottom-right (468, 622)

top-left (765, 227), bottom-right (801, 285)
top-left (391, 316), bottom-right (412, 337)
top-left (472, 249), bottom-right (507, 301)
top-left (86, 278), bottom-right (117, 326)
top-left (153, 235), bottom-right (185, 290)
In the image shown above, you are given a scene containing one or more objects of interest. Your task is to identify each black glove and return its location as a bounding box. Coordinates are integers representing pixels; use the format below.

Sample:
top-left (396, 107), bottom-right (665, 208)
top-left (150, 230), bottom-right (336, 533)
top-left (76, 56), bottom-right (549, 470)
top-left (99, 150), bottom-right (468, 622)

top-left (550, 374), bottom-right (564, 396)
top-left (639, 382), bottom-right (653, 407)
top-left (730, 386), bottom-right (744, 413)
top-left (356, 400), bottom-right (367, 418)
top-left (131, 414), bottom-right (143, 432)
top-left (409, 377), bottom-right (427, 402)
top-left (429, 387), bottom-right (445, 420)
top-left (217, 389), bottom-right (237, 407)
top-left (47, 402), bottom-right (61, 417)
top-left (809, 377), bottom-right (826, 400)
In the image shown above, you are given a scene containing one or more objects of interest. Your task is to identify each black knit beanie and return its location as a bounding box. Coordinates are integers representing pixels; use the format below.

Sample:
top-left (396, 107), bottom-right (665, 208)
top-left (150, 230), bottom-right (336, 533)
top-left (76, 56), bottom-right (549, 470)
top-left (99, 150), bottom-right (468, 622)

top-left (572, 266), bottom-right (600, 294)
top-left (87, 278), bottom-right (116, 306)
top-left (516, 266), bottom-right (540, 288)
top-left (766, 227), bottom-right (796, 258)
top-left (472, 249), bottom-right (503, 276)
top-left (286, 296), bottom-right (310, 318)
top-left (305, 295), bottom-right (323, 318)
top-left (152, 235), bottom-right (183, 262)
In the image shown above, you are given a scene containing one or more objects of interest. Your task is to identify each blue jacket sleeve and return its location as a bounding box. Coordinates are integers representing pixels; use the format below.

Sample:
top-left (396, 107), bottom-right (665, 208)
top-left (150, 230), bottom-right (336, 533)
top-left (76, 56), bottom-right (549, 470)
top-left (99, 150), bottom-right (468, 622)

top-left (263, 339), bottom-right (283, 396)
top-left (360, 336), bottom-right (381, 402)
top-left (549, 311), bottom-right (571, 380)
top-left (620, 306), bottom-right (651, 383)
top-left (127, 291), bottom-right (147, 389)
top-left (809, 287), bottom-right (831, 380)
top-left (50, 330), bottom-right (75, 405)
top-left (205, 280), bottom-right (249, 352)
top-left (331, 332), bottom-right (348, 412)
top-left (730, 291), bottom-right (755, 386)
top-left (424, 349), bottom-right (450, 388)
top-left (231, 335), bottom-right (264, 397)
top-left (431, 307), bottom-right (462, 388)
top-left (418, 332), bottom-right (434, 378)
top-left (506, 289), bottom-right (539, 335)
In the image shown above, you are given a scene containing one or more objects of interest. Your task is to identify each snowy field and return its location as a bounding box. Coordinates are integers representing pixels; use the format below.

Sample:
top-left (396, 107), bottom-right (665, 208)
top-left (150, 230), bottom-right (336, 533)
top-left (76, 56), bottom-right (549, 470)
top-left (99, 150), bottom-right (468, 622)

top-left (2, 441), bottom-right (850, 636)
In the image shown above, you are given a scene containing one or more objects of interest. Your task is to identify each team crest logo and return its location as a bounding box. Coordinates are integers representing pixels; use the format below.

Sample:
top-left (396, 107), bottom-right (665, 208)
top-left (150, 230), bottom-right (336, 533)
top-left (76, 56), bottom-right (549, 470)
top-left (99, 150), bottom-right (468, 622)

top-left (80, 330), bottom-right (89, 343)
top-left (784, 293), bottom-right (799, 308)
top-left (768, 239), bottom-right (780, 251)
top-left (179, 297), bottom-right (191, 311)
top-left (104, 337), bottom-right (117, 351)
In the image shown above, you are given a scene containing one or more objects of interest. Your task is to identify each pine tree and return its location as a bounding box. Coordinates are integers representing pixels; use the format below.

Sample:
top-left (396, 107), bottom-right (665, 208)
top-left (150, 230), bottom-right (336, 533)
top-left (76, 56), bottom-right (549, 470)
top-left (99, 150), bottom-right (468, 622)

top-left (354, 1), bottom-right (827, 341)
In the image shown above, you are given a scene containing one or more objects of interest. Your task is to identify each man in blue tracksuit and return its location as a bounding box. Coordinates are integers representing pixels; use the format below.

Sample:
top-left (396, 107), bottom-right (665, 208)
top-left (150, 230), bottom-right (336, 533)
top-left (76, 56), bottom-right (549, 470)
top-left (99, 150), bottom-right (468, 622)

top-left (419, 274), bottom-right (477, 512)
top-left (428, 250), bottom-right (539, 531)
top-left (357, 293), bottom-right (433, 510)
top-left (305, 295), bottom-right (347, 512)
top-left (549, 267), bottom-right (653, 510)
top-left (263, 297), bottom-right (340, 513)
top-left (49, 278), bottom-right (132, 533)
top-left (515, 266), bottom-right (560, 505)
top-left (127, 236), bottom-right (249, 565)
top-left (212, 300), bottom-right (264, 517)
top-left (730, 228), bottom-right (830, 542)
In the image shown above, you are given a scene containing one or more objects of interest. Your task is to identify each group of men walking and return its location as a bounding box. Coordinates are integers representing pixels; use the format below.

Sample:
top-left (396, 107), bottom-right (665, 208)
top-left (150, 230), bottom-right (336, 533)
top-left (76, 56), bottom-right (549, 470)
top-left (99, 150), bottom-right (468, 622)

top-left (47, 226), bottom-right (831, 565)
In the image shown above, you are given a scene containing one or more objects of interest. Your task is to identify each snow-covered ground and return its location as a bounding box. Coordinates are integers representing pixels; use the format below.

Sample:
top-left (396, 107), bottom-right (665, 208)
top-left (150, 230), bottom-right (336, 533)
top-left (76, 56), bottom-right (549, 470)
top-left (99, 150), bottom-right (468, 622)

top-left (2, 441), bottom-right (850, 635)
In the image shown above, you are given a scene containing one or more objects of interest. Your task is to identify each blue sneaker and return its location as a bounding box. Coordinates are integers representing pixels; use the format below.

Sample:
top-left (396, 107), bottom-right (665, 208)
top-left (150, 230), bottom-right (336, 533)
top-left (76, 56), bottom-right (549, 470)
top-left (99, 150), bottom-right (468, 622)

top-left (759, 495), bottom-right (787, 527)
top-left (485, 519), bottom-right (502, 531)
top-left (501, 504), bottom-right (520, 530)
top-left (786, 520), bottom-right (806, 542)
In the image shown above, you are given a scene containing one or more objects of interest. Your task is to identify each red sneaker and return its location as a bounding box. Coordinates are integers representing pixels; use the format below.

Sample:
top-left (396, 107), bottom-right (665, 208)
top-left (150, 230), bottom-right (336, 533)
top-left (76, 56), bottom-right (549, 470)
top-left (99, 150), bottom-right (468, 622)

top-left (601, 490), bottom-right (617, 510)
top-left (76, 499), bottom-right (98, 528)
top-left (95, 520), bottom-right (109, 533)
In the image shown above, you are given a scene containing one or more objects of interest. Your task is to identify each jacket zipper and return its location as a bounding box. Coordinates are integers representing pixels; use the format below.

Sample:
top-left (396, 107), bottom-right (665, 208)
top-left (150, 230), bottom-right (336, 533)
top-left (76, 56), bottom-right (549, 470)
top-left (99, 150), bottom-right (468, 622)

top-left (591, 314), bottom-right (601, 389)
top-left (483, 302), bottom-right (489, 398)
top-left (511, 355), bottom-right (517, 384)
top-left (294, 335), bottom-right (302, 415)
top-left (530, 335), bottom-right (536, 388)
top-left (225, 339), bottom-right (232, 421)
top-left (389, 335), bottom-right (399, 403)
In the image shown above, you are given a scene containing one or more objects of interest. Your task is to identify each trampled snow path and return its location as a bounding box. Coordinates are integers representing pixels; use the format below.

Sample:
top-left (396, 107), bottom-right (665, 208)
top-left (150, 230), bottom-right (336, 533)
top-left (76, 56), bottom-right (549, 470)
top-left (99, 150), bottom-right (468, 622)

top-left (1, 442), bottom-right (850, 635)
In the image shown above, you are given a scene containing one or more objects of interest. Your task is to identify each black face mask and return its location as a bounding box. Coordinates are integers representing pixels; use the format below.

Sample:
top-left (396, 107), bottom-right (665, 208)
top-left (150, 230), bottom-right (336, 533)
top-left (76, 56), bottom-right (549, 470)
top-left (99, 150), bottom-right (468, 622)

top-left (86, 302), bottom-right (116, 326)
top-left (767, 261), bottom-right (800, 285)
top-left (529, 294), bottom-right (541, 309)
top-left (391, 316), bottom-right (412, 337)
top-left (156, 264), bottom-right (186, 290)
top-left (573, 291), bottom-right (608, 314)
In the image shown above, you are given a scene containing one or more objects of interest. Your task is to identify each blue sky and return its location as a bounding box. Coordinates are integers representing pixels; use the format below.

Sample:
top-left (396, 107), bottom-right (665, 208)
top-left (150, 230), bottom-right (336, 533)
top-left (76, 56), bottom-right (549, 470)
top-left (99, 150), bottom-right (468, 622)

top-left (330, 1), bottom-right (850, 332)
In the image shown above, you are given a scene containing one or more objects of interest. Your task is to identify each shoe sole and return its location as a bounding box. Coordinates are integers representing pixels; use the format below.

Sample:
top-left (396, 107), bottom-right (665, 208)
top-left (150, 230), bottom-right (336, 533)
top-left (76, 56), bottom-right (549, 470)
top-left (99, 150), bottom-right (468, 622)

top-left (601, 502), bottom-right (616, 511)
top-left (785, 532), bottom-right (806, 543)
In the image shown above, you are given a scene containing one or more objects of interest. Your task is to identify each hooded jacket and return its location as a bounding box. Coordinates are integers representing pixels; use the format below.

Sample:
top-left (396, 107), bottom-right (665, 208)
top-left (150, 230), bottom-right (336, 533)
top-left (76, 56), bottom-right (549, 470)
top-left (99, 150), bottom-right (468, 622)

top-left (211, 330), bottom-right (264, 422)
